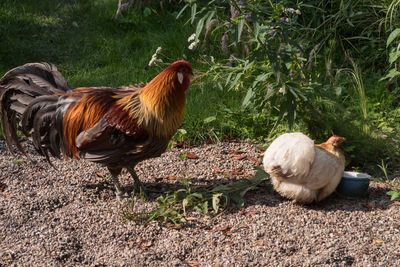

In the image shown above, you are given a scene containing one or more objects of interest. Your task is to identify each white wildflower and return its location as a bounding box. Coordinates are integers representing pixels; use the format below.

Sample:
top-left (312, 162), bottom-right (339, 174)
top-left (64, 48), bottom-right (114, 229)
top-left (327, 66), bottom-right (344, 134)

top-left (188, 40), bottom-right (200, 50)
top-left (148, 47), bottom-right (163, 66)
top-left (188, 33), bottom-right (196, 42)
top-left (285, 8), bottom-right (296, 13)
top-left (284, 8), bottom-right (301, 15)
top-left (279, 87), bottom-right (284, 93)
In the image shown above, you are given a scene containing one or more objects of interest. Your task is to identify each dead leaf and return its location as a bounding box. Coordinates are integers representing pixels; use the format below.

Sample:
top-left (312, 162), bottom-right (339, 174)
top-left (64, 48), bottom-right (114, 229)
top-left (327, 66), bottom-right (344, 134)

top-left (333, 232), bottom-right (344, 236)
top-left (95, 171), bottom-right (105, 178)
top-left (0, 193), bottom-right (12, 199)
top-left (210, 241), bottom-right (216, 247)
top-left (128, 241), bottom-right (134, 248)
top-left (225, 241), bottom-right (234, 247)
top-left (256, 241), bottom-right (264, 246)
top-left (212, 225), bottom-right (230, 232)
top-left (186, 153), bottom-right (199, 159)
top-left (228, 150), bottom-right (245, 154)
top-left (245, 211), bottom-right (258, 216)
top-left (232, 155), bottom-right (246, 160)
top-left (373, 239), bottom-right (383, 244)
top-left (224, 230), bottom-right (234, 235)
top-left (167, 176), bottom-right (177, 180)
top-left (143, 241), bottom-right (153, 247)
top-left (248, 157), bottom-right (257, 163)
top-left (187, 260), bottom-right (200, 266)
top-left (168, 224), bottom-right (183, 230)
top-left (185, 217), bottom-right (198, 221)
top-left (214, 168), bottom-right (226, 175)
top-left (232, 168), bottom-right (244, 175)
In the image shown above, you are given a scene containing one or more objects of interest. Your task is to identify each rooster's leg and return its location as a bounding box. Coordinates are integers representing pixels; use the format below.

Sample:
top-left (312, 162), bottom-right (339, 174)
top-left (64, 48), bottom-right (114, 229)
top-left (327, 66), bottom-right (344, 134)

top-left (127, 167), bottom-right (144, 194)
top-left (108, 167), bottom-right (125, 201)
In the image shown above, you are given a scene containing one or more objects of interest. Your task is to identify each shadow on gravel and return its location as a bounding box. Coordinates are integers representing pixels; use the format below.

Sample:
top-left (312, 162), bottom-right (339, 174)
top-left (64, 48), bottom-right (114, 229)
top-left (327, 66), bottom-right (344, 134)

top-left (81, 178), bottom-right (394, 215)
top-left (303, 185), bottom-right (393, 212)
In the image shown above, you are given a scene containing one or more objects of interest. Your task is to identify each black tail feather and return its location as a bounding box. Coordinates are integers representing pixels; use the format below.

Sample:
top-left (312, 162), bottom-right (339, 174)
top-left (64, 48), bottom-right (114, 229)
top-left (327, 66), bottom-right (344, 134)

top-left (0, 63), bottom-right (72, 163)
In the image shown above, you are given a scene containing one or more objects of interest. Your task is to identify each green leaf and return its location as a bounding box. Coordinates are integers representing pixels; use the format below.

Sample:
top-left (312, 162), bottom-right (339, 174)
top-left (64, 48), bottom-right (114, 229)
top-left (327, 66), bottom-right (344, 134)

top-left (229, 72), bottom-right (243, 90)
top-left (191, 3), bottom-right (197, 24)
top-left (202, 201), bottom-right (209, 215)
top-left (176, 4), bottom-right (188, 19)
top-left (191, 192), bottom-right (204, 199)
top-left (212, 193), bottom-right (223, 213)
top-left (380, 68), bottom-right (400, 81)
top-left (143, 7), bottom-right (151, 17)
top-left (225, 72), bottom-right (233, 86)
top-left (195, 16), bottom-right (205, 41)
top-left (204, 116), bottom-right (216, 124)
top-left (230, 193), bottom-right (244, 209)
top-left (387, 190), bottom-right (400, 201)
top-left (335, 86), bottom-right (342, 96)
top-left (242, 87), bottom-right (255, 107)
top-left (235, 17), bottom-right (245, 45)
top-left (389, 49), bottom-right (400, 64)
top-left (182, 198), bottom-right (189, 215)
top-left (255, 73), bottom-right (270, 82)
top-left (252, 168), bottom-right (269, 182)
top-left (387, 28), bottom-right (400, 47)
top-left (205, 11), bottom-right (216, 30)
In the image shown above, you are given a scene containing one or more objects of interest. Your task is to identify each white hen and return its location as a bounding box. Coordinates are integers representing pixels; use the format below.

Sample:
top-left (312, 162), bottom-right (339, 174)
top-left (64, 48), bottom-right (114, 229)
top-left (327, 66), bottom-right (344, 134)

top-left (263, 132), bottom-right (345, 203)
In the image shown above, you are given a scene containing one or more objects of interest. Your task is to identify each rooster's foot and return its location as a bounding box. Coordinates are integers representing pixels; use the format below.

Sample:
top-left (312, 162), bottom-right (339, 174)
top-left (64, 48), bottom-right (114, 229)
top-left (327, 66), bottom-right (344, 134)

top-left (115, 190), bottom-right (130, 203)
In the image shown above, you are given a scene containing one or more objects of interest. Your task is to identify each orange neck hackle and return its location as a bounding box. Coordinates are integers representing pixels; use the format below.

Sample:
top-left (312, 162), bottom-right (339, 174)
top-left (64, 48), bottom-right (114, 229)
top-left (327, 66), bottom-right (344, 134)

top-left (117, 60), bottom-right (192, 139)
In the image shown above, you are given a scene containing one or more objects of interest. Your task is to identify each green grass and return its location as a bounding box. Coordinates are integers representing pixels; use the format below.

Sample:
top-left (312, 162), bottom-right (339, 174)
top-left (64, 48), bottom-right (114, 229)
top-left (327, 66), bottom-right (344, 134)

top-left (0, 0), bottom-right (244, 143)
top-left (1, 0), bottom-right (400, 175)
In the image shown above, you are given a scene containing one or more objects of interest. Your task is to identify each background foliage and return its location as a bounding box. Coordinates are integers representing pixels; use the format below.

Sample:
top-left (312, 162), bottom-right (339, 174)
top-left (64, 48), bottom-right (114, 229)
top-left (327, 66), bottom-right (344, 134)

top-left (1, 0), bottom-right (400, 175)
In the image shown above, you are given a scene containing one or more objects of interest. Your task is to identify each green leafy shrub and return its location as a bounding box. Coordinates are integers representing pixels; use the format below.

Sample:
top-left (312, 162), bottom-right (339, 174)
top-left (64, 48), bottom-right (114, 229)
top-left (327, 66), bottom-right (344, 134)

top-left (178, 0), bottom-right (400, 169)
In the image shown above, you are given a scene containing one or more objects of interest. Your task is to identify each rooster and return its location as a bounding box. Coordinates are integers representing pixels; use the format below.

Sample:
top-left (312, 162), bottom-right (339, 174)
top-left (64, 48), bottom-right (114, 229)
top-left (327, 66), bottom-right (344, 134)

top-left (263, 132), bottom-right (345, 203)
top-left (0, 60), bottom-right (193, 200)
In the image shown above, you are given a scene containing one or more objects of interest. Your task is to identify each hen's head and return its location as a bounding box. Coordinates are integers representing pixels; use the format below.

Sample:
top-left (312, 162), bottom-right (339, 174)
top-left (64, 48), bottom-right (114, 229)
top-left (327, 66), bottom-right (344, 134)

top-left (327, 135), bottom-right (346, 148)
top-left (169, 60), bottom-right (193, 91)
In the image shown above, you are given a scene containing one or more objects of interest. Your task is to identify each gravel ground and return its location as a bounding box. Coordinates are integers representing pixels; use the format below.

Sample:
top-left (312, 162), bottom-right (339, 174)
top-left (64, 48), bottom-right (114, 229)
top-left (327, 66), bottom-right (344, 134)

top-left (0, 140), bottom-right (399, 266)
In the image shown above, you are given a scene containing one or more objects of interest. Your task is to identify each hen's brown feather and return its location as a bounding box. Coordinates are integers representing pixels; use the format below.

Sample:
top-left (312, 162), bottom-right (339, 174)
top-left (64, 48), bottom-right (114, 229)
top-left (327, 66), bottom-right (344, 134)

top-left (263, 133), bottom-right (345, 203)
